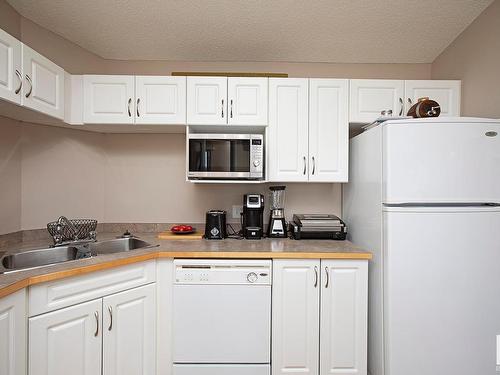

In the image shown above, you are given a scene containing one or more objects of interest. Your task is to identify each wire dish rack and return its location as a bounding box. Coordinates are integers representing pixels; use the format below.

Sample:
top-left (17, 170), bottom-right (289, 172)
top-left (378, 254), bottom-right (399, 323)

top-left (47, 219), bottom-right (98, 243)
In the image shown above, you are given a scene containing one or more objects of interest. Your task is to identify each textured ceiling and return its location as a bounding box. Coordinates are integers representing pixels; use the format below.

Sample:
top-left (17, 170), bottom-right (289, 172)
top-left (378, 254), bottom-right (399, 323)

top-left (7, 0), bottom-right (494, 63)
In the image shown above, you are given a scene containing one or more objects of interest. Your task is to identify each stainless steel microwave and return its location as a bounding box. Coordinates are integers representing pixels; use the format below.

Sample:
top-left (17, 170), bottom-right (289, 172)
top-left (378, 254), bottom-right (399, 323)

top-left (188, 134), bottom-right (264, 180)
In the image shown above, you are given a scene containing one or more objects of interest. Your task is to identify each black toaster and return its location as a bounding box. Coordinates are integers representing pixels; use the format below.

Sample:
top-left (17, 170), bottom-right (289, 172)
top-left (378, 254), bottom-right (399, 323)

top-left (204, 210), bottom-right (227, 240)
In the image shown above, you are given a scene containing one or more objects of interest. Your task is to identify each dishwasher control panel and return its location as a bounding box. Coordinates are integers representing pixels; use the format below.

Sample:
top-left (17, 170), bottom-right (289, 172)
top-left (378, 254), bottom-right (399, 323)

top-left (174, 259), bottom-right (272, 285)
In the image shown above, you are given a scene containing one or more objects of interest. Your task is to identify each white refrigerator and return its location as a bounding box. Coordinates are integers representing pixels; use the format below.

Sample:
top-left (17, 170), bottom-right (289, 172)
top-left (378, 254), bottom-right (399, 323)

top-left (344, 117), bottom-right (500, 375)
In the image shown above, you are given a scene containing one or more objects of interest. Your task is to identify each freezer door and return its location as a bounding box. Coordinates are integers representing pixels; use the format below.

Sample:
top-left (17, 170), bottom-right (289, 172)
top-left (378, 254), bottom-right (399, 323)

top-left (383, 206), bottom-right (500, 375)
top-left (383, 121), bottom-right (500, 203)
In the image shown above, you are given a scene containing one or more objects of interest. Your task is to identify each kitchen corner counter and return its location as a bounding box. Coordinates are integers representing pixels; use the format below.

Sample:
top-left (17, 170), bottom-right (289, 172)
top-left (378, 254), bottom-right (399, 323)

top-left (0, 233), bottom-right (371, 298)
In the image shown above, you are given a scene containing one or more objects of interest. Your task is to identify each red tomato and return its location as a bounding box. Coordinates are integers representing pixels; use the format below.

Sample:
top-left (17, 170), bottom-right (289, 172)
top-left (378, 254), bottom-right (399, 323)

top-left (171, 225), bottom-right (193, 232)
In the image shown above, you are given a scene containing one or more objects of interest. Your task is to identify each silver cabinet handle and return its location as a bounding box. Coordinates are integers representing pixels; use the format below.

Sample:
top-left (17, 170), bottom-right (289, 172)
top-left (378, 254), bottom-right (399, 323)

top-left (325, 266), bottom-right (329, 288)
top-left (15, 70), bottom-right (22, 94)
top-left (127, 98), bottom-right (132, 117)
top-left (108, 306), bottom-right (113, 331)
top-left (312, 156), bottom-right (316, 175)
top-left (221, 99), bottom-right (224, 118)
top-left (314, 266), bottom-right (318, 288)
top-left (303, 156), bottom-right (307, 175)
top-left (399, 97), bottom-right (404, 116)
top-left (230, 99), bottom-right (233, 118)
top-left (136, 98), bottom-right (140, 118)
top-left (25, 75), bottom-right (32, 98)
top-left (94, 311), bottom-right (99, 337)
top-left (407, 98), bottom-right (413, 108)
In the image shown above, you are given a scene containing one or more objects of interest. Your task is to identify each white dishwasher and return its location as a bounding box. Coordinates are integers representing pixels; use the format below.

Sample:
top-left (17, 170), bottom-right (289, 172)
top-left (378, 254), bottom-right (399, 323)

top-left (172, 259), bottom-right (272, 375)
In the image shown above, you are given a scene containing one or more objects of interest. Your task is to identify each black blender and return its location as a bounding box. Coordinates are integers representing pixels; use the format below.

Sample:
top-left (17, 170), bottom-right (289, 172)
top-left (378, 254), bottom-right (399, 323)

top-left (267, 186), bottom-right (287, 238)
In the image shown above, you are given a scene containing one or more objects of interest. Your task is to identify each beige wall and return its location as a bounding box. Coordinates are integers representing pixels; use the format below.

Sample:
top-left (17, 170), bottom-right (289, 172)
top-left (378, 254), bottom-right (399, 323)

top-left (0, 117), bottom-right (22, 235)
top-left (432, 0), bottom-right (500, 118)
top-left (20, 124), bottom-right (105, 230)
top-left (14, 124), bottom-right (341, 230)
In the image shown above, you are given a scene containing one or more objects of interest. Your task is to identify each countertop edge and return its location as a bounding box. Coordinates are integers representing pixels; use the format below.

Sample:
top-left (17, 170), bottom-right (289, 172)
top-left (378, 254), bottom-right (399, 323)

top-left (0, 250), bottom-right (372, 299)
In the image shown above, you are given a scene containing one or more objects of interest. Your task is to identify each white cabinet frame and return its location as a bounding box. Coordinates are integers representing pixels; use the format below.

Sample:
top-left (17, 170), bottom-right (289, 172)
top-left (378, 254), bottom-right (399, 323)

top-left (0, 28), bottom-right (22, 105)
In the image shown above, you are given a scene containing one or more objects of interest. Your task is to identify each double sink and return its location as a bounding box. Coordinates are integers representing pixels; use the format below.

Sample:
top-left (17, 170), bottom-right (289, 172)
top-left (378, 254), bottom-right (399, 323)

top-left (0, 237), bottom-right (158, 274)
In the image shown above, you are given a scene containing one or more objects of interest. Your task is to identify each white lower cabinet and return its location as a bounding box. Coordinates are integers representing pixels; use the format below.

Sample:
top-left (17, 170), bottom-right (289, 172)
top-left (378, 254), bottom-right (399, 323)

top-left (29, 298), bottom-right (102, 375)
top-left (0, 289), bottom-right (26, 375)
top-left (28, 283), bottom-right (156, 375)
top-left (103, 283), bottom-right (156, 375)
top-left (272, 260), bottom-right (368, 375)
top-left (272, 260), bottom-right (320, 375)
top-left (320, 260), bottom-right (368, 375)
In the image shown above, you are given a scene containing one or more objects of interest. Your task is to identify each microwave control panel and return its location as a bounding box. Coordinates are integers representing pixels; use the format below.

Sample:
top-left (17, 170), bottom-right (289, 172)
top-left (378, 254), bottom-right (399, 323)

top-left (250, 135), bottom-right (264, 177)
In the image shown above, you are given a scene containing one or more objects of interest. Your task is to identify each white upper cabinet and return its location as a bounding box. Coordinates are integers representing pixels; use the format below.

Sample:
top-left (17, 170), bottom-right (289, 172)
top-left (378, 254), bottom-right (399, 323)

top-left (22, 44), bottom-right (65, 120)
top-left (404, 80), bottom-right (461, 116)
top-left (187, 76), bottom-right (227, 125)
top-left (0, 28), bottom-right (22, 105)
top-left (272, 260), bottom-right (320, 375)
top-left (29, 299), bottom-right (102, 375)
top-left (83, 75), bottom-right (135, 124)
top-left (227, 77), bottom-right (268, 125)
top-left (0, 289), bottom-right (26, 375)
top-left (309, 79), bottom-right (349, 182)
top-left (349, 79), bottom-right (405, 123)
top-left (103, 284), bottom-right (156, 375)
top-left (320, 260), bottom-right (368, 375)
top-left (135, 76), bottom-right (186, 124)
top-left (268, 78), bottom-right (309, 182)
top-left (269, 78), bottom-right (349, 183)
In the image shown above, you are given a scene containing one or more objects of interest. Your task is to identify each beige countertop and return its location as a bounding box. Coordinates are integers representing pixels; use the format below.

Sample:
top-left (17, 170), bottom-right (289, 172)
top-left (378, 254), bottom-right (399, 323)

top-left (0, 232), bottom-right (371, 299)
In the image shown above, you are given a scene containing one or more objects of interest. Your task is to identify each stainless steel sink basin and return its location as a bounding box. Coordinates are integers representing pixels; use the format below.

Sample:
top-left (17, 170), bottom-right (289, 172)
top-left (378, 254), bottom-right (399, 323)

top-left (0, 237), bottom-right (157, 273)
top-left (89, 237), bottom-right (158, 254)
top-left (1, 246), bottom-right (80, 272)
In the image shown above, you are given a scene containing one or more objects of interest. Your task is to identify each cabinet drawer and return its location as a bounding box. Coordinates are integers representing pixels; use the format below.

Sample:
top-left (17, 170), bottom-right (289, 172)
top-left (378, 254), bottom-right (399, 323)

top-left (29, 260), bottom-right (156, 316)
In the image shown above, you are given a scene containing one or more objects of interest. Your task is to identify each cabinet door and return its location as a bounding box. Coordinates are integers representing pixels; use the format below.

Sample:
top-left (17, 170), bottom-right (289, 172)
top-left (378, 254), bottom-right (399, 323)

top-left (135, 76), bottom-right (186, 124)
top-left (404, 80), bottom-right (461, 116)
top-left (272, 260), bottom-right (320, 375)
top-left (0, 28), bottom-right (22, 105)
top-left (309, 79), bottom-right (349, 182)
top-left (83, 75), bottom-right (135, 124)
top-left (22, 44), bottom-right (65, 120)
top-left (268, 78), bottom-right (309, 181)
top-left (349, 79), bottom-right (404, 123)
top-left (0, 289), bottom-right (26, 375)
top-left (29, 299), bottom-right (102, 375)
top-left (320, 260), bottom-right (368, 375)
top-left (187, 77), bottom-right (227, 125)
top-left (227, 77), bottom-right (268, 125)
top-left (103, 283), bottom-right (156, 375)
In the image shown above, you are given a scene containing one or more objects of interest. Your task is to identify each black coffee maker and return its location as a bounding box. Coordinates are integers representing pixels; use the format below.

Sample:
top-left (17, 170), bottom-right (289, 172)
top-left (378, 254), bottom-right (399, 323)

top-left (242, 194), bottom-right (264, 239)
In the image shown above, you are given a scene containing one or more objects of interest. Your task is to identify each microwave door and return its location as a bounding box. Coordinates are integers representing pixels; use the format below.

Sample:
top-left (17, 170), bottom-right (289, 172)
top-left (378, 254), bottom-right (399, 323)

top-left (230, 140), bottom-right (251, 173)
top-left (211, 141), bottom-right (231, 172)
top-left (189, 139), bottom-right (232, 176)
